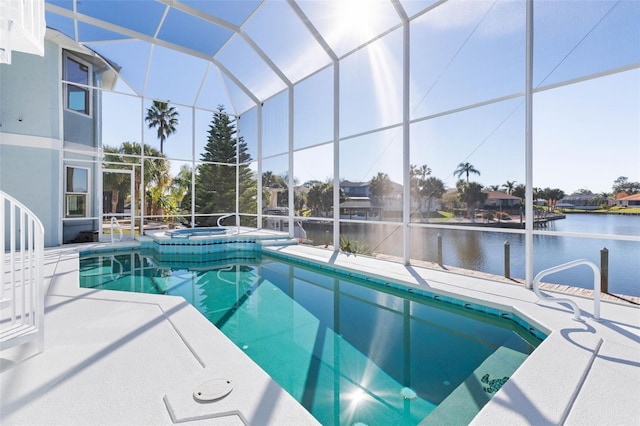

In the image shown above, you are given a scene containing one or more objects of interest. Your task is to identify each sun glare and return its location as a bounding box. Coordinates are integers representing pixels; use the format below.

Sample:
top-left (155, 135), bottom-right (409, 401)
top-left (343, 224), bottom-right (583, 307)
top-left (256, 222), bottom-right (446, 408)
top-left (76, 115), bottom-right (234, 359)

top-left (335, 0), bottom-right (381, 40)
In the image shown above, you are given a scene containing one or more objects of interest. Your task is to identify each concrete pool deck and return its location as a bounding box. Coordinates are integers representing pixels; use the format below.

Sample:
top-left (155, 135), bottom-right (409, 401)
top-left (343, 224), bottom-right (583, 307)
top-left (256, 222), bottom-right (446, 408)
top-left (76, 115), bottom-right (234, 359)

top-left (1, 241), bottom-right (639, 425)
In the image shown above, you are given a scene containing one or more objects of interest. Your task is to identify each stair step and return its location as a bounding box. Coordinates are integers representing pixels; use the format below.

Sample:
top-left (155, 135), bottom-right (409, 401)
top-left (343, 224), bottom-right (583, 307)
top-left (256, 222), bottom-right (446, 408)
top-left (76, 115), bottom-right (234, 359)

top-left (258, 238), bottom-right (299, 247)
top-left (419, 343), bottom-right (528, 425)
top-left (0, 323), bottom-right (38, 344)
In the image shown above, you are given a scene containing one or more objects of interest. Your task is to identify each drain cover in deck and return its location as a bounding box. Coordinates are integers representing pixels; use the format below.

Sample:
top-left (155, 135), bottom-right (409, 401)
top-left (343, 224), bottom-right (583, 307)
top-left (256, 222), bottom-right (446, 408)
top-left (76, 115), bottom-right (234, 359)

top-left (193, 379), bottom-right (233, 402)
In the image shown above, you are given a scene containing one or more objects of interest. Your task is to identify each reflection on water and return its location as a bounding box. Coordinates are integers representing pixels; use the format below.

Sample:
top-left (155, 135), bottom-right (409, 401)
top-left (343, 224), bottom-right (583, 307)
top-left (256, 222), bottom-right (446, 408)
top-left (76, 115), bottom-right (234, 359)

top-left (306, 214), bottom-right (640, 296)
top-left (79, 251), bottom-right (542, 426)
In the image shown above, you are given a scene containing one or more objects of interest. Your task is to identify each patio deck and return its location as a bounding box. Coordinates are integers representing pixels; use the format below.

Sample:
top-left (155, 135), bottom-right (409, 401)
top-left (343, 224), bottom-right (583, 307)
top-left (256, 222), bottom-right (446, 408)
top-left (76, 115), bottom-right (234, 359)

top-left (1, 242), bottom-right (638, 425)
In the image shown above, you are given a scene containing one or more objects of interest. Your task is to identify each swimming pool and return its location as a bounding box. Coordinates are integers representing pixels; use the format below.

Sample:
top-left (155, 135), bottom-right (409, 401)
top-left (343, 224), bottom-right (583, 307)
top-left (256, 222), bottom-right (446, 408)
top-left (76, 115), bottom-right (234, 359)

top-left (79, 248), bottom-right (544, 425)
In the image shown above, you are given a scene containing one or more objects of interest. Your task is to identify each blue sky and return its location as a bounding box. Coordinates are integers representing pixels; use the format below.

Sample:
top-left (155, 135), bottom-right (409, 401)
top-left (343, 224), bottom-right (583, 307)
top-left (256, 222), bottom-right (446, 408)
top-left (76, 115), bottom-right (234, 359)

top-left (96, 0), bottom-right (639, 195)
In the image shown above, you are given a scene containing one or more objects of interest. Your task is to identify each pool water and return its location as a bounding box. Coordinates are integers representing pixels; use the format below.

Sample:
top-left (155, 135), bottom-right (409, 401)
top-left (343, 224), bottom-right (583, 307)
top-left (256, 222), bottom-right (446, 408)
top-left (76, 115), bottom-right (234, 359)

top-left (79, 249), bottom-right (543, 425)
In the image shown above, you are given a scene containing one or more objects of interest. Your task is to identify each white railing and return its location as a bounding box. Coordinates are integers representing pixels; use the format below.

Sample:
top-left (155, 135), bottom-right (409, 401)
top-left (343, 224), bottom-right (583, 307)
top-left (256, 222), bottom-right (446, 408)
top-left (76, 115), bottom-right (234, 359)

top-left (110, 216), bottom-right (123, 244)
top-left (110, 255), bottom-right (123, 282)
top-left (217, 213), bottom-right (240, 234)
top-left (533, 259), bottom-right (601, 322)
top-left (0, 0), bottom-right (46, 64)
top-left (0, 190), bottom-right (45, 353)
top-left (216, 265), bottom-right (236, 286)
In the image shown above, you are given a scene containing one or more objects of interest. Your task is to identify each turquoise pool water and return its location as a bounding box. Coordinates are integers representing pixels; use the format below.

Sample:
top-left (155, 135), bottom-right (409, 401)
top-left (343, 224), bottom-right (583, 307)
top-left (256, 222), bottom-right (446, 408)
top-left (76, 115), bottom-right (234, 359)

top-left (79, 249), bottom-right (544, 425)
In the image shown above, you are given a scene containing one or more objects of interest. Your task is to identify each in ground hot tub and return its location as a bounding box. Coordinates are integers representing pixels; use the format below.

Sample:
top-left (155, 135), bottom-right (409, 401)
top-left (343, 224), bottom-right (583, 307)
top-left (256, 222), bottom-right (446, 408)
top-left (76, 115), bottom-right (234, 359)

top-left (165, 227), bottom-right (228, 238)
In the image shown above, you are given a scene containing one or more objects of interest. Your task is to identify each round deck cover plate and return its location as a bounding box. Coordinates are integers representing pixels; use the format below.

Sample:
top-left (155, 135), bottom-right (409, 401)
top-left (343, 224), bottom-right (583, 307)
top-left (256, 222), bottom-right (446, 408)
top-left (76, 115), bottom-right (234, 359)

top-left (193, 379), bottom-right (233, 402)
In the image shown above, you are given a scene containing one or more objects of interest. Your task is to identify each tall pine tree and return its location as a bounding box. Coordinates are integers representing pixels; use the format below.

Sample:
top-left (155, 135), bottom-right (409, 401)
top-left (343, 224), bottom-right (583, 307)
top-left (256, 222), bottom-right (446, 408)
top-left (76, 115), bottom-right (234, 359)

top-left (195, 105), bottom-right (256, 226)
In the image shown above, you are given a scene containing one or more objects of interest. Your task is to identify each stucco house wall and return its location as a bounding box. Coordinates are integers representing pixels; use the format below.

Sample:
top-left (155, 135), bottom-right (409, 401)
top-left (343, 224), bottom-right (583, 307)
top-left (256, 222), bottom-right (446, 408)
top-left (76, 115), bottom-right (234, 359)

top-left (1, 41), bottom-right (62, 247)
top-left (1, 30), bottom-right (116, 247)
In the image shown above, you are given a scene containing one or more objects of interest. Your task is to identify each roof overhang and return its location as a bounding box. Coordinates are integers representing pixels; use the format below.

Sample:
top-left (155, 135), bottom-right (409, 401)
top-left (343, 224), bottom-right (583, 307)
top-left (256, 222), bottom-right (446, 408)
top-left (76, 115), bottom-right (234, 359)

top-left (45, 27), bottom-right (119, 90)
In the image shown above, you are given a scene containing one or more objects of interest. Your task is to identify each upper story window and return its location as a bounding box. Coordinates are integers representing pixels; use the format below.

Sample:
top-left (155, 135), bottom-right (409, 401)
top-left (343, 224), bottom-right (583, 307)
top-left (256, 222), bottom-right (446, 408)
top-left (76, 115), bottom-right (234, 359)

top-left (63, 53), bottom-right (92, 116)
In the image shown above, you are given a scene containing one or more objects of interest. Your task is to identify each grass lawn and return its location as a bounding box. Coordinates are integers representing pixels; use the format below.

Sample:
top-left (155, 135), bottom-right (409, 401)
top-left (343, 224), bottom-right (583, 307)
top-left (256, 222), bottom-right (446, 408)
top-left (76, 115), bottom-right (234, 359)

top-left (562, 206), bottom-right (640, 215)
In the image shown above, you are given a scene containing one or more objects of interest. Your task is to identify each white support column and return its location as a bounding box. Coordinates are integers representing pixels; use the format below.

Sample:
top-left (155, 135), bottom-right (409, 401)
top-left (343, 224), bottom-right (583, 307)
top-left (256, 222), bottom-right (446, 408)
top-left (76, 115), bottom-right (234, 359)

top-left (288, 88), bottom-right (295, 238)
top-left (97, 151), bottom-right (103, 240)
top-left (333, 61), bottom-right (340, 250)
top-left (58, 147), bottom-right (64, 245)
top-left (525, 0), bottom-right (534, 288)
top-left (57, 45), bottom-right (64, 245)
top-left (401, 16), bottom-right (411, 265)
top-left (191, 107), bottom-right (196, 227)
top-left (139, 96), bottom-right (145, 235)
top-left (236, 111), bottom-right (240, 225)
top-left (257, 104), bottom-right (263, 228)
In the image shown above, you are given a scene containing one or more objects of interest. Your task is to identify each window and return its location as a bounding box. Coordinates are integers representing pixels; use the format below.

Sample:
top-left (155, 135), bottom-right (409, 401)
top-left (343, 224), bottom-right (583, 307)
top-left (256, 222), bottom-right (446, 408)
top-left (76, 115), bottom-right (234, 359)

top-left (64, 53), bottom-right (91, 116)
top-left (65, 167), bottom-right (89, 217)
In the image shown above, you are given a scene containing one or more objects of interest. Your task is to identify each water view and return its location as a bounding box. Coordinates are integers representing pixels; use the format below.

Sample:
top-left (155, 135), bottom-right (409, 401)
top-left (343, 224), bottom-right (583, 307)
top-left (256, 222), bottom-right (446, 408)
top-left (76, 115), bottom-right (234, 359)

top-left (307, 214), bottom-right (640, 297)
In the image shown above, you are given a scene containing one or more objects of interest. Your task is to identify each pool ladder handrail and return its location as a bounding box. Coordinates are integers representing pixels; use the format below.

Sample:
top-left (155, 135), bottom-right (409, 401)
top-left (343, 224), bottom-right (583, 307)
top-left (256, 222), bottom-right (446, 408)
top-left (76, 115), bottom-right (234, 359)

top-left (217, 265), bottom-right (236, 285)
top-left (110, 217), bottom-right (123, 244)
top-left (217, 213), bottom-right (239, 234)
top-left (533, 259), bottom-right (601, 322)
top-left (110, 255), bottom-right (123, 281)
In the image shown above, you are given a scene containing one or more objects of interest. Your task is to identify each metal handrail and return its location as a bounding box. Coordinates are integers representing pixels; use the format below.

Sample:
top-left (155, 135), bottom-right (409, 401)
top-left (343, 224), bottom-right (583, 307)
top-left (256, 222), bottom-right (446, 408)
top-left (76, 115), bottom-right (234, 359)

top-left (216, 265), bottom-right (236, 285)
top-left (217, 213), bottom-right (240, 234)
top-left (110, 255), bottom-right (123, 282)
top-left (0, 190), bottom-right (45, 353)
top-left (110, 216), bottom-right (123, 244)
top-left (533, 259), bottom-right (601, 321)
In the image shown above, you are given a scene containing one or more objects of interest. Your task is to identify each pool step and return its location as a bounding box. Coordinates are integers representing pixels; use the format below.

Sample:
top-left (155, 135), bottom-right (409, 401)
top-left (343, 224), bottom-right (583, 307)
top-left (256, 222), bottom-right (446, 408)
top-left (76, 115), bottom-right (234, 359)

top-left (258, 238), bottom-right (300, 247)
top-left (419, 342), bottom-right (528, 425)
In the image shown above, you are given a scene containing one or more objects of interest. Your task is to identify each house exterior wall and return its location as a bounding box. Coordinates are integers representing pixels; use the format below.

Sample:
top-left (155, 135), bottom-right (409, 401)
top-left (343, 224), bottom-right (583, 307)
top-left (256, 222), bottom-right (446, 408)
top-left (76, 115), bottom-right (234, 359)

top-left (1, 43), bottom-right (62, 247)
top-left (557, 193), bottom-right (600, 210)
top-left (616, 197), bottom-right (640, 207)
top-left (63, 109), bottom-right (95, 146)
top-left (0, 138), bottom-right (61, 247)
top-left (1, 37), bottom-right (107, 247)
top-left (0, 42), bottom-right (60, 139)
top-left (342, 182), bottom-right (371, 198)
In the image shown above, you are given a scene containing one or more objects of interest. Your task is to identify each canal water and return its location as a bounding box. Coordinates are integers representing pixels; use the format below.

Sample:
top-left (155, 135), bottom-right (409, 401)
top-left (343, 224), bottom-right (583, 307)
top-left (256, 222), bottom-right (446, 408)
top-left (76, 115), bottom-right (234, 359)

top-left (306, 214), bottom-right (640, 297)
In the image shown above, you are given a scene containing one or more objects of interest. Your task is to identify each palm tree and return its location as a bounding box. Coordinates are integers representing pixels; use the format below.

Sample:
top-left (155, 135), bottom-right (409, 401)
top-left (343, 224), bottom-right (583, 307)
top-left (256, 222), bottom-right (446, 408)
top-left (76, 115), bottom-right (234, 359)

top-left (454, 162), bottom-right (481, 183)
top-left (307, 182), bottom-right (336, 217)
top-left (547, 188), bottom-right (565, 212)
top-left (457, 180), bottom-right (487, 219)
top-left (503, 180), bottom-right (517, 194)
top-left (422, 176), bottom-right (446, 217)
top-left (145, 100), bottom-right (179, 154)
top-left (369, 172), bottom-right (393, 205)
top-left (103, 142), bottom-right (171, 218)
top-left (262, 171), bottom-right (275, 188)
top-left (172, 165), bottom-right (193, 210)
top-left (410, 164), bottom-right (431, 202)
top-left (512, 183), bottom-right (526, 199)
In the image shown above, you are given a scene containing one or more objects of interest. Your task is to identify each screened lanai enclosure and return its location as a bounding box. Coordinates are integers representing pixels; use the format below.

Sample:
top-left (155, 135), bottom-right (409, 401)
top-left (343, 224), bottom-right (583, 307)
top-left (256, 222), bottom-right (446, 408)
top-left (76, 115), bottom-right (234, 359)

top-left (3, 0), bottom-right (639, 293)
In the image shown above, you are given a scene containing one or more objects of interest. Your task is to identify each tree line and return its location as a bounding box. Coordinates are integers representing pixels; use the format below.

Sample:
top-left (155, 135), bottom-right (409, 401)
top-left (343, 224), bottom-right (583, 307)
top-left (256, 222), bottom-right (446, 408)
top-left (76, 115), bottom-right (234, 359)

top-left (103, 101), bottom-right (640, 224)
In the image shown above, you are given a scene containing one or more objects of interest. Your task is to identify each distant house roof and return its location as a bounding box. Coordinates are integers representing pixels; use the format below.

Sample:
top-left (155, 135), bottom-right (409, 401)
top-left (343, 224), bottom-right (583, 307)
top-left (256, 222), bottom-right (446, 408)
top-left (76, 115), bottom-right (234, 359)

top-left (294, 184), bottom-right (309, 195)
top-left (484, 191), bottom-right (522, 201)
top-left (387, 181), bottom-right (403, 193)
top-left (615, 192), bottom-right (629, 200)
top-left (560, 193), bottom-right (596, 202)
top-left (618, 193), bottom-right (640, 201)
top-left (341, 180), bottom-right (369, 188)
